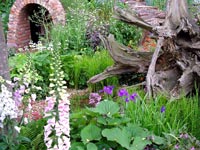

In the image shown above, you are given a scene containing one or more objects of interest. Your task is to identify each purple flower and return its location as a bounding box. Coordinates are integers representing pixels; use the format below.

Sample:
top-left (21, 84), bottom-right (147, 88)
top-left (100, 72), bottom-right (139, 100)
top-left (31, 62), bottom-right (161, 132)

top-left (118, 88), bottom-right (128, 97)
top-left (125, 97), bottom-right (129, 103)
top-left (129, 93), bottom-right (137, 102)
top-left (180, 133), bottom-right (188, 139)
top-left (174, 144), bottom-right (179, 149)
top-left (160, 106), bottom-right (166, 113)
top-left (180, 133), bottom-right (184, 138)
top-left (89, 93), bottom-right (101, 106)
top-left (190, 147), bottom-right (195, 150)
top-left (19, 85), bottom-right (25, 94)
top-left (184, 133), bottom-right (188, 139)
top-left (13, 90), bottom-right (23, 106)
top-left (103, 85), bottom-right (114, 95)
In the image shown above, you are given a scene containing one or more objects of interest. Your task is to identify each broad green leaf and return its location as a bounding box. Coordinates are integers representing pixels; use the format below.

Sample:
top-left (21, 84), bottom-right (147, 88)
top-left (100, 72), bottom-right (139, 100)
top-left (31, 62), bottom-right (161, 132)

top-left (130, 137), bottom-right (152, 150)
top-left (126, 124), bottom-right (150, 138)
top-left (70, 142), bottom-right (85, 150)
top-left (81, 124), bottom-right (101, 144)
top-left (102, 127), bottom-right (131, 149)
top-left (152, 135), bottom-right (165, 145)
top-left (97, 116), bottom-right (107, 125)
top-left (71, 146), bottom-right (85, 150)
top-left (106, 117), bottom-right (131, 126)
top-left (88, 100), bottom-right (119, 117)
top-left (87, 143), bottom-right (98, 150)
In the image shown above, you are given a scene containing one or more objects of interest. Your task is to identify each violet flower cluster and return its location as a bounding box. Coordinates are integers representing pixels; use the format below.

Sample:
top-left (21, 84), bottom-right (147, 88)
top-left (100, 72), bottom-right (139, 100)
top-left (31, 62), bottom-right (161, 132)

top-left (118, 88), bottom-right (137, 102)
top-left (89, 93), bottom-right (101, 106)
top-left (99, 85), bottom-right (114, 95)
top-left (174, 133), bottom-right (196, 150)
top-left (89, 86), bottom-right (138, 106)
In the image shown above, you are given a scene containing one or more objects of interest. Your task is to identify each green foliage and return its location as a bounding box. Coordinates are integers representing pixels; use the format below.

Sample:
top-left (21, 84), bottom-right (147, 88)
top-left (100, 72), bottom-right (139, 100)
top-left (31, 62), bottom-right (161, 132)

top-left (161, 129), bottom-right (200, 150)
top-left (0, 118), bottom-right (46, 150)
top-left (50, 0), bottom-right (92, 54)
top-left (19, 119), bottom-right (47, 150)
top-left (61, 50), bottom-right (118, 90)
top-left (70, 100), bottom-right (166, 150)
top-left (9, 49), bottom-right (117, 96)
top-left (87, 100), bottom-right (120, 117)
top-left (81, 124), bottom-right (101, 144)
top-left (110, 20), bottom-right (143, 49)
top-left (0, 0), bottom-right (15, 35)
top-left (123, 89), bottom-right (200, 139)
top-left (9, 51), bottom-right (48, 99)
top-left (70, 89), bottom-right (200, 149)
top-left (53, 0), bottom-right (142, 54)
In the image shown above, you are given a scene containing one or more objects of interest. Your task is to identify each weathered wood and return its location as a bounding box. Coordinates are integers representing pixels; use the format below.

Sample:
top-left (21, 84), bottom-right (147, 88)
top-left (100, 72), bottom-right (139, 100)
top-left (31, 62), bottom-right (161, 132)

top-left (146, 37), bottom-right (164, 97)
top-left (88, 0), bottom-right (200, 99)
top-left (87, 65), bottom-right (138, 83)
top-left (114, 7), bottom-right (153, 31)
top-left (87, 35), bottom-right (153, 84)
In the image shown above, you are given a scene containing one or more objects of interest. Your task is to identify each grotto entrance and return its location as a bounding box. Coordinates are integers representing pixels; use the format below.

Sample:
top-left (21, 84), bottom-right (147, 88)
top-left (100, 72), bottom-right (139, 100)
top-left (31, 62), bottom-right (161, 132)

top-left (27, 4), bottom-right (52, 44)
top-left (7, 0), bottom-right (65, 50)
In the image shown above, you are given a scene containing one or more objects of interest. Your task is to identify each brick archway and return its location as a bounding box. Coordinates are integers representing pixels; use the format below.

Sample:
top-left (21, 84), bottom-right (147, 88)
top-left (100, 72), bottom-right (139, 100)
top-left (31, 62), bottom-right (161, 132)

top-left (7, 0), bottom-right (65, 49)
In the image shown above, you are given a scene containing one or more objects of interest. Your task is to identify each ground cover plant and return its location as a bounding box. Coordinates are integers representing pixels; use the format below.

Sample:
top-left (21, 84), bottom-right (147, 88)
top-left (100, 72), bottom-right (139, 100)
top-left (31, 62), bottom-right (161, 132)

top-left (0, 0), bottom-right (200, 150)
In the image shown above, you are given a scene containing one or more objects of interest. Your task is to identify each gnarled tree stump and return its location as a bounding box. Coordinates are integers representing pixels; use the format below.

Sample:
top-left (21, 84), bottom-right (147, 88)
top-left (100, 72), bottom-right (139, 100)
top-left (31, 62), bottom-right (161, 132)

top-left (88, 0), bottom-right (200, 99)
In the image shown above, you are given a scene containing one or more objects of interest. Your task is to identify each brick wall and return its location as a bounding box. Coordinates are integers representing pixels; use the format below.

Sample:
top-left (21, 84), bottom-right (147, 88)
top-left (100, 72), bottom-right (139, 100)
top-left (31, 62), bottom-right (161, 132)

top-left (7, 0), bottom-right (65, 50)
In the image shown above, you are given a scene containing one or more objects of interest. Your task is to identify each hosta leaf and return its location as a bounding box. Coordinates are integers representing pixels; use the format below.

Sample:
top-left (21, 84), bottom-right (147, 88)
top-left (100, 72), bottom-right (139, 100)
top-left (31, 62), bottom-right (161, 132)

top-left (130, 137), bottom-right (152, 150)
top-left (87, 143), bottom-right (98, 150)
top-left (88, 100), bottom-right (119, 117)
top-left (152, 135), bottom-right (165, 145)
top-left (70, 142), bottom-right (85, 150)
top-left (97, 116), bottom-right (107, 125)
top-left (126, 123), bottom-right (150, 138)
top-left (81, 124), bottom-right (101, 144)
top-left (102, 127), bottom-right (131, 149)
top-left (106, 117), bottom-right (131, 126)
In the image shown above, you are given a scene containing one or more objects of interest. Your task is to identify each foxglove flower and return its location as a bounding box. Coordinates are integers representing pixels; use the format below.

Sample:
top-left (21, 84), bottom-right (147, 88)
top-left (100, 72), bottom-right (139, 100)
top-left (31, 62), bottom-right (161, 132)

top-left (0, 84), bottom-right (18, 128)
top-left (44, 96), bottom-right (70, 150)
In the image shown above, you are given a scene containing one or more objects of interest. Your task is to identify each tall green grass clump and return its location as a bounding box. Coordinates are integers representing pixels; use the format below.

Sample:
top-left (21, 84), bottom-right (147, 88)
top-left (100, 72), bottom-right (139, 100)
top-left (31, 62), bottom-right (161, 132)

top-left (61, 50), bottom-right (118, 90)
top-left (124, 88), bottom-right (200, 139)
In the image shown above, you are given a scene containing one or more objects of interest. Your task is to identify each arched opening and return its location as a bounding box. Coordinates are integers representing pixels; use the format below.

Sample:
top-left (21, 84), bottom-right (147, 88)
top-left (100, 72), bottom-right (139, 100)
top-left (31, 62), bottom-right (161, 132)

top-left (23, 4), bottom-right (52, 44)
top-left (7, 0), bottom-right (65, 49)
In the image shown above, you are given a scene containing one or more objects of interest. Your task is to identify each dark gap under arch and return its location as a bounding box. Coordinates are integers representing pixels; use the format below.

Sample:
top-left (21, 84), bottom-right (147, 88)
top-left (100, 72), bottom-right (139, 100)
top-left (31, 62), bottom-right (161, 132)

top-left (24, 4), bottom-right (52, 43)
